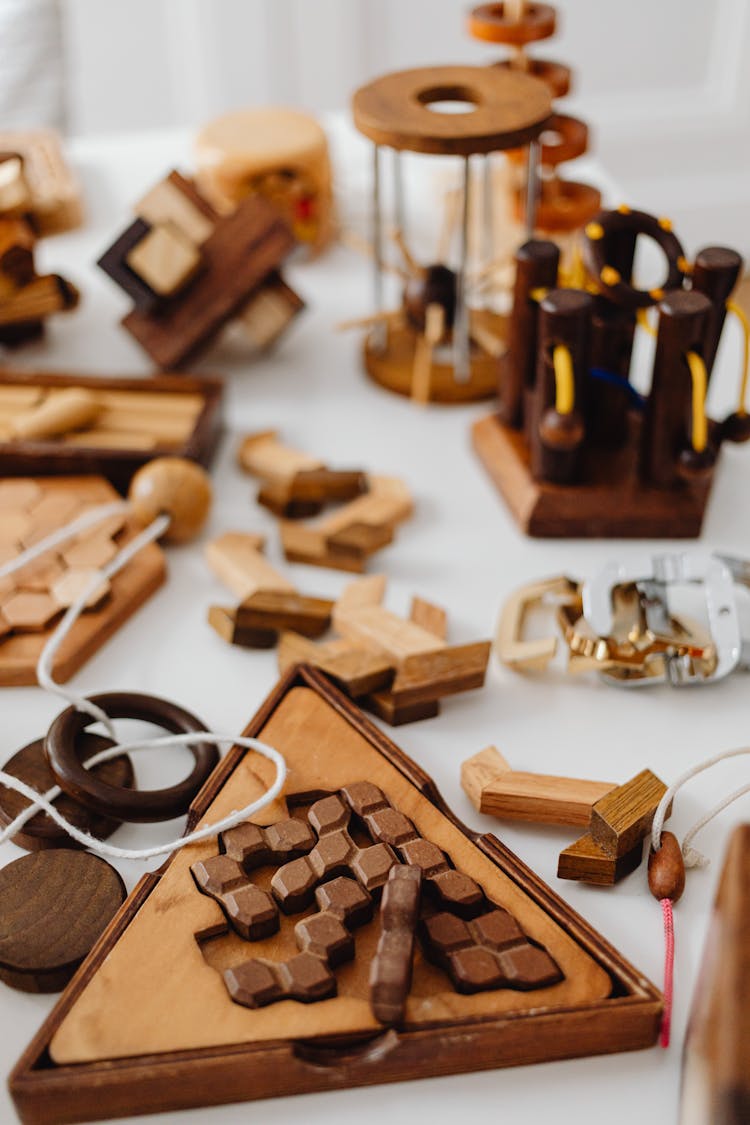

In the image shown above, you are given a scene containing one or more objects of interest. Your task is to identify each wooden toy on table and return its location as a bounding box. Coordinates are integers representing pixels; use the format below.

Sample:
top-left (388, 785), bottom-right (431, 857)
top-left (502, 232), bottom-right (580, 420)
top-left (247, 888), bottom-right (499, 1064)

top-left (472, 207), bottom-right (749, 536)
top-left (277, 575), bottom-right (490, 725)
top-left (350, 64), bottom-right (552, 402)
top-left (0, 217), bottom-right (78, 347)
top-left (0, 368), bottom-right (223, 492)
top-left (0, 129), bottom-right (82, 235)
top-left (97, 171), bottom-right (304, 369)
top-left (237, 429), bottom-right (367, 518)
top-left (205, 531), bottom-right (334, 648)
top-left (468, 2), bottom-right (601, 237)
top-left (194, 108), bottom-right (335, 255)
top-left (8, 666), bottom-right (662, 1122)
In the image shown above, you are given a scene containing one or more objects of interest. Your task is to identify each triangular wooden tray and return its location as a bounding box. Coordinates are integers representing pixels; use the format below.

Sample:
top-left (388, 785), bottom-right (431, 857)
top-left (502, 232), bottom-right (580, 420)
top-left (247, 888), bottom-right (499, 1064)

top-left (9, 666), bottom-right (661, 1123)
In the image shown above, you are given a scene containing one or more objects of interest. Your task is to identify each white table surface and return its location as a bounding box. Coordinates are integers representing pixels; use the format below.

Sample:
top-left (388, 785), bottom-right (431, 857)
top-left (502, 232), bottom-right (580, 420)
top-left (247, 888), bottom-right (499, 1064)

top-left (1, 120), bottom-right (749, 1125)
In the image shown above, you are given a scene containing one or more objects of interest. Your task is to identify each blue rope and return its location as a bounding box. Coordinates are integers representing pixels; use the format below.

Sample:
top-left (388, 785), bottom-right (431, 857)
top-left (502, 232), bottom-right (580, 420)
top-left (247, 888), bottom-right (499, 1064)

top-left (588, 367), bottom-right (645, 410)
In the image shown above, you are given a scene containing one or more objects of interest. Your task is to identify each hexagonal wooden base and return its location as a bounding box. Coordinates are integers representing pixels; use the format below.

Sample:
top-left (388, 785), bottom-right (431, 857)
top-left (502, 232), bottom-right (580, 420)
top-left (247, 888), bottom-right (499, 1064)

top-left (472, 413), bottom-right (713, 538)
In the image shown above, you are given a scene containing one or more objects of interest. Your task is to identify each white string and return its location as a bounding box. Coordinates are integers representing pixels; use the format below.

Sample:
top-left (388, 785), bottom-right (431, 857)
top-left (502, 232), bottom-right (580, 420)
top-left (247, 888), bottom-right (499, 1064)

top-left (0, 498), bottom-right (289, 859)
top-left (0, 732), bottom-right (286, 860)
top-left (651, 745), bottom-right (750, 868)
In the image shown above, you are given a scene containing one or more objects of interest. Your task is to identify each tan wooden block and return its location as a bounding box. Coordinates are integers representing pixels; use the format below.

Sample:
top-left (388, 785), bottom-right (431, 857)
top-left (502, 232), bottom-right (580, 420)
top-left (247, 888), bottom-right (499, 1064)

top-left (336, 575), bottom-right (387, 613)
top-left (14, 554), bottom-right (65, 593)
top-left (0, 607), bottom-right (11, 638)
top-left (235, 590), bottom-right (334, 637)
top-left (410, 596), bottom-right (447, 639)
top-left (62, 535), bottom-right (118, 569)
top-left (52, 568), bottom-right (111, 611)
top-left (0, 273), bottom-right (79, 326)
top-left (205, 532), bottom-right (294, 601)
top-left (589, 770), bottom-right (669, 858)
top-left (26, 492), bottom-right (83, 535)
top-left (333, 603), bottom-right (444, 664)
top-left (235, 280), bottom-right (302, 352)
top-left (0, 128), bottom-right (83, 235)
top-left (277, 633), bottom-right (394, 697)
top-left (0, 508), bottom-right (32, 546)
top-left (0, 156), bottom-right (32, 215)
top-left (237, 430), bottom-right (323, 483)
top-left (388, 642), bottom-right (490, 705)
top-left (0, 479), bottom-right (42, 510)
top-left (125, 222), bottom-right (202, 297)
top-left (63, 430), bottom-right (159, 451)
top-left (96, 389), bottom-right (203, 416)
top-left (557, 833), bottom-right (644, 886)
top-left (95, 408), bottom-right (194, 443)
top-left (10, 388), bottom-right (101, 441)
top-left (0, 387), bottom-right (43, 411)
top-left (2, 590), bottom-right (61, 630)
top-left (135, 179), bottom-right (215, 245)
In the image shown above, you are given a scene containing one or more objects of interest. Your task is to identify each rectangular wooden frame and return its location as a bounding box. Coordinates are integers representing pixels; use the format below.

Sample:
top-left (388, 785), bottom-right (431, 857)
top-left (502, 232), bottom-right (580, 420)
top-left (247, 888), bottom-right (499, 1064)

top-left (0, 369), bottom-right (223, 494)
top-left (9, 666), bottom-right (661, 1123)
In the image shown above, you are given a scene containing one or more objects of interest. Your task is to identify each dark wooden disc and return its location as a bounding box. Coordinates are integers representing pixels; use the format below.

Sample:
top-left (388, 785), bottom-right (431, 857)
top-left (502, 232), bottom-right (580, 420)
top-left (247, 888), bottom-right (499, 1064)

top-left (0, 849), bottom-right (126, 992)
top-left (0, 734), bottom-right (134, 851)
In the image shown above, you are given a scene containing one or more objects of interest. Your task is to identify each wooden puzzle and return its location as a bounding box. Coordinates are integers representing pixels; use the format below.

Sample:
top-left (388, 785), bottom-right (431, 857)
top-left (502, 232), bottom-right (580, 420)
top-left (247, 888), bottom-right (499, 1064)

top-left (0, 475), bottom-right (165, 685)
top-left (194, 107), bottom-right (335, 254)
top-left (238, 430), bottom-right (367, 518)
top-left (98, 172), bottom-right (303, 368)
top-left (9, 668), bottom-right (661, 1122)
top-left (0, 217), bottom-right (78, 347)
top-left (351, 63), bottom-right (551, 402)
top-left (0, 129), bottom-right (82, 235)
top-left (0, 369), bottom-right (223, 492)
top-left (206, 531), bottom-right (333, 648)
top-left (473, 210), bottom-right (749, 537)
top-left (462, 747), bottom-right (670, 886)
top-left (277, 575), bottom-right (490, 724)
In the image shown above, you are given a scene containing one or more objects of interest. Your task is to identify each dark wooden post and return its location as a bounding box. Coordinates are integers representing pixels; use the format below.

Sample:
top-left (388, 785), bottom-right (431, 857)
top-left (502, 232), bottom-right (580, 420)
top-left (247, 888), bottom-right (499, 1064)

top-left (498, 239), bottom-right (559, 429)
top-left (691, 246), bottom-right (743, 382)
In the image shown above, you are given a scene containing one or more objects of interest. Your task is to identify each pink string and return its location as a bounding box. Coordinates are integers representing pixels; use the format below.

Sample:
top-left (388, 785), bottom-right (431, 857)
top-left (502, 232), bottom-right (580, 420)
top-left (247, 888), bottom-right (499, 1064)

top-left (659, 898), bottom-right (674, 1047)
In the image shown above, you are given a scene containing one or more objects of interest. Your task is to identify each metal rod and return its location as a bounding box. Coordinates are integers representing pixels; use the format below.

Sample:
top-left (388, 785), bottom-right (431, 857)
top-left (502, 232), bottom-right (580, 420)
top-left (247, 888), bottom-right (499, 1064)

top-left (372, 143), bottom-right (386, 352)
top-left (483, 153), bottom-right (494, 308)
top-left (393, 149), bottom-right (406, 241)
top-left (453, 155), bottom-right (472, 383)
top-left (525, 139), bottom-right (539, 240)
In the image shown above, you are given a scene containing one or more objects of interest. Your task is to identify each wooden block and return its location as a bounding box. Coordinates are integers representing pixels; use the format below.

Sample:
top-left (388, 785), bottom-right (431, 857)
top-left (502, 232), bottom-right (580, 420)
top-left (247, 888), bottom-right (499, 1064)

top-left (10, 388), bottom-right (100, 441)
top-left (679, 824), bottom-right (750, 1124)
top-left (410, 596), bottom-right (447, 639)
top-left (364, 689), bottom-right (441, 726)
top-left (0, 129), bottom-right (82, 235)
top-left (336, 574), bottom-right (387, 612)
top-left (589, 770), bottom-right (668, 858)
top-left (0, 273), bottom-right (79, 326)
top-left (0, 156), bottom-right (32, 216)
top-left (461, 746), bottom-right (615, 827)
top-left (237, 429), bottom-right (323, 482)
top-left (255, 479), bottom-right (322, 519)
top-left (204, 532), bottom-right (294, 601)
top-left (122, 196), bottom-right (297, 369)
top-left (135, 171), bottom-right (217, 245)
top-left (334, 603), bottom-right (444, 663)
top-left (234, 590), bottom-right (333, 637)
top-left (235, 272), bottom-right (304, 351)
top-left (207, 605), bottom-right (278, 649)
top-left (277, 633), bottom-right (394, 697)
top-left (388, 642), bottom-right (491, 705)
top-left (557, 833), bottom-right (644, 886)
top-left (370, 865), bottom-right (421, 1025)
top-left (125, 221), bottom-right (203, 297)
top-left (0, 217), bottom-right (35, 289)
top-left (97, 217), bottom-right (162, 312)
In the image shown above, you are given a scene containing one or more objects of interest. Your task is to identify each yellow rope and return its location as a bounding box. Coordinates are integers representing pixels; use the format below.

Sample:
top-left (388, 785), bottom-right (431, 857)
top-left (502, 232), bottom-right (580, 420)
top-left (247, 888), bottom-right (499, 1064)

top-left (726, 299), bottom-right (750, 415)
top-left (686, 351), bottom-right (708, 453)
top-left (637, 307), bottom-right (657, 338)
top-left (552, 344), bottom-right (575, 414)
top-left (530, 287), bottom-right (548, 302)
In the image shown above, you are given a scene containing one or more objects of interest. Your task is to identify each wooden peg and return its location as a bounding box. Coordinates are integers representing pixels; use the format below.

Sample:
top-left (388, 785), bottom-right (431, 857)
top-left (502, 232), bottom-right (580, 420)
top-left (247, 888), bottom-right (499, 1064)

top-left (461, 746), bottom-right (615, 827)
top-left (10, 389), bottom-right (101, 441)
top-left (691, 246), bottom-right (743, 382)
top-left (499, 239), bottom-right (560, 429)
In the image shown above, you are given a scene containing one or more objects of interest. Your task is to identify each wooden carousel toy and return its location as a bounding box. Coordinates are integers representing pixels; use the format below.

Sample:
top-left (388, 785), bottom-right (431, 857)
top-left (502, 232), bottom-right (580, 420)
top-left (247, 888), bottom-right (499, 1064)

top-left (468, 2), bottom-right (601, 238)
top-left (472, 206), bottom-right (749, 537)
top-left (350, 64), bottom-right (552, 403)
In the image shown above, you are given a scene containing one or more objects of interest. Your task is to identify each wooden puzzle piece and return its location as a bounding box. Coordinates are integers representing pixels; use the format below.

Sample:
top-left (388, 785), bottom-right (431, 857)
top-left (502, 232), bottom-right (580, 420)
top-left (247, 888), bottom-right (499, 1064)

top-left (370, 865), bottom-right (421, 1025)
top-left (0, 218), bottom-right (79, 344)
top-left (235, 272), bottom-right (305, 353)
top-left (238, 429), bottom-right (367, 518)
top-left (135, 170), bottom-right (218, 245)
top-left (0, 129), bottom-right (82, 235)
top-left (125, 220), bottom-right (203, 298)
top-left (205, 531), bottom-right (334, 648)
top-left (0, 475), bottom-right (165, 685)
top-left (10, 669), bottom-right (660, 1120)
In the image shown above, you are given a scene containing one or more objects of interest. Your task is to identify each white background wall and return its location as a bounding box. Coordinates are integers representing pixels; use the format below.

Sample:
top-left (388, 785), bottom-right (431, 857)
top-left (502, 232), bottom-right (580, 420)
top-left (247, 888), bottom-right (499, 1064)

top-left (53, 0), bottom-right (750, 256)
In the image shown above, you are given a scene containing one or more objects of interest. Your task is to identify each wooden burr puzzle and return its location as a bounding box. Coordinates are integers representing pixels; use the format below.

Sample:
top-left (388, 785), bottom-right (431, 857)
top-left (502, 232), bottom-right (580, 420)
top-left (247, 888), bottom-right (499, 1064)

top-left (9, 668), bottom-right (661, 1123)
top-left (0, 475), bottom-right (165, 684)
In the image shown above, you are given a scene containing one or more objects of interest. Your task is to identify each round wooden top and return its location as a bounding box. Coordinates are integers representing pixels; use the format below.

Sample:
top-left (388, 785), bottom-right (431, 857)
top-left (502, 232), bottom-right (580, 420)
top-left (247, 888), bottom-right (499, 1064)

top-left (195, 108), bottom-right (329, 177)
top-left (468, 4), bottom-right (557, 46)
top-left (352, 66), bottom-right (552, 155)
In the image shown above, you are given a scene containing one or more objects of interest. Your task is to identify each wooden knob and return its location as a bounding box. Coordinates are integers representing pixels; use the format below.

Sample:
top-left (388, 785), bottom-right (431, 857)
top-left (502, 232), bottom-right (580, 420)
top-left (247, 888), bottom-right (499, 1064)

top-left (721, 411), bottom-right (750, 444)
top-left (403, 264), bottom-right (457, 331)
top-left (128, 457), bottom-right (212, 543)
top-left (539, 408), bottom-right (584, 451)
top-left (677, 444), bottom-right (716, 481)
top-left (648, 831), bottom-right (685, 903)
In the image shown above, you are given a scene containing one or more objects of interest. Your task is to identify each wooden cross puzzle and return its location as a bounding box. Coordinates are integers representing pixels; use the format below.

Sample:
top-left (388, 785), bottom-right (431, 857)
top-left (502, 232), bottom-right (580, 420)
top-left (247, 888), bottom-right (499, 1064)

top-left (9, 668), bottom-right (661, 1122)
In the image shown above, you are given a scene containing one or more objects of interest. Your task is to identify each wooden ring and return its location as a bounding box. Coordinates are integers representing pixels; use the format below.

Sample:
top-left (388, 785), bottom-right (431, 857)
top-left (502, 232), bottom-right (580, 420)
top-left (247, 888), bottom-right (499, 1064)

top-left (582, 207), bottom-right (687, 310)
top-left (514, 180), bottom-right (602, 233)
top-left (493, 58), bottom-right (571, 98)
top-left (468, 3), bottom-right (556, 45)
top-left (45, 692), bottom-right (218, 823)
top-left (508, 113), bottom-right (588, 167)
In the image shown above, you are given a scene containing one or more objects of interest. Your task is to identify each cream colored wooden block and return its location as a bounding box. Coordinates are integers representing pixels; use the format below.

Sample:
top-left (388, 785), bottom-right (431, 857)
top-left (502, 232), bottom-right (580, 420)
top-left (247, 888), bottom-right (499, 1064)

top-left (236, 287), bottom-right (297, 351)
top-left (333, 603), bottom-right (444, 664)
top-left (10, 388), bottom-right (100, 441)
top-left (135, 180), bottom-right (214, 245)
top-left (410, 596), bottom-right (447, 639)
top-left (237, 430), bottom-right (323, 483)
top-left (204, 532), bottom-right (295, 601)
top-left (125, 222), bottom-right (202, 297)
top-left (0, 156), bottom-right (32, 214)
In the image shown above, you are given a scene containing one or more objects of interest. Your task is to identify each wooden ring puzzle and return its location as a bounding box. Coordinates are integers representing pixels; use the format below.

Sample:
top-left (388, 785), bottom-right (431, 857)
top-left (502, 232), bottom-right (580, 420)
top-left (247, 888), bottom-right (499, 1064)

top-left (467, 3), bottom-right (557, 46)
top-left (582, 207), bottom-right (687, 309)
top-left (44, 692), bottom-right (218, 823)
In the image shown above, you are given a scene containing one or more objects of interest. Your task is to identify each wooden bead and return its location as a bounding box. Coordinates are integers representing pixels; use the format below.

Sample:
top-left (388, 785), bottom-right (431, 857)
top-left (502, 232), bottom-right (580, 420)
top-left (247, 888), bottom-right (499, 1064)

top-left (648, 831), bottom-right (685, 903)
top-left (128, 456), bottom-right (211, 543)
top-left (677, 445), bottom-right (716, 482)
top-left (403, 264), bottom-right (457, 331)
top-left (721, 411), bottom-right (750, 444)
top-left (539, 408), bottom-right (584, 451)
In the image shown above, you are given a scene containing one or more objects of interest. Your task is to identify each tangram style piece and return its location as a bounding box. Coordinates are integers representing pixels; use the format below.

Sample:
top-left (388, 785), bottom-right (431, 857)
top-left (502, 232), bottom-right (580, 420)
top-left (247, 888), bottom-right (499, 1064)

top-left (0, 475), bottom-right (165, 685)
top-left (278, 575), bottom-right (490, 724)
top-left (0, 217), bottom-right (78, 347)
top-left (462, 746), bottom-right (670, 886)
top-left (9, 668), bottom-right (661, 1122)
top-left (97, 171), bottom-right (303, 368)
top-left (473, 209), bottom-right (749, 537)
top-left (205, 531), bottom-right (333, 648)
top-left (238, 430), bottom-right (367, 518)
top-left (0, 129), bottom-right (82, 234)
top-left (0, 369), bottom-right (223, 492)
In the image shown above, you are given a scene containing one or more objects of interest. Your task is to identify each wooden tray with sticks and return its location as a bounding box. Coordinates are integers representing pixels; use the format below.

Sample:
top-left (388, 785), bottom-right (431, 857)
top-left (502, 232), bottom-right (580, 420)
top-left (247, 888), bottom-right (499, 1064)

top-left (9, 666), bottom-right (661, 1123)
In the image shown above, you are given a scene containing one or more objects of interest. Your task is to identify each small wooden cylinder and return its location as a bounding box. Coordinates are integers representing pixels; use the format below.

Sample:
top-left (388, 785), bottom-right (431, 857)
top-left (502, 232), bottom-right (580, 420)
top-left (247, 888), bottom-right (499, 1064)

top-left (498, 239), bottom-right (559, 428)
top-left (641, 290), bottom-right (712, 488)
top-left (587, 297), bottom-right (636, 446)
top-left (530, 287), bottom-right (592, 483)
top-left (691, 246), bottom-right (743, 382)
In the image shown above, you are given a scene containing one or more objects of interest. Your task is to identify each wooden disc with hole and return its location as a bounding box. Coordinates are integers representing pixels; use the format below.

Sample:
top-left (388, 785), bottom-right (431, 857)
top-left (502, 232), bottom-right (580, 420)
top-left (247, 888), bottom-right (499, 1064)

top-left (363, 322), bottom-right (503, 403)
top-left (507, 113), bottom-right (588, 167)
top-left (352, 66), bottom-right (552, 155)
top-left (581, 207), bottom-right (686, 309)
top-left (493, 58), bottom-right (571, 98)
top-left (0, 734), bottom-right (134, 852)
top-left (468, 3), bottom-right (557, 45)
top-left (0, 849), bottom-right (126, 992)
top-left (516, 179), bottom-right (602, 233)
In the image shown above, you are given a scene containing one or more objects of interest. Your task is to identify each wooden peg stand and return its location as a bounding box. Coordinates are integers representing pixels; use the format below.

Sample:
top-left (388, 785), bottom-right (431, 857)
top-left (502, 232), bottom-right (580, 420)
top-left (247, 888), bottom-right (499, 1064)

top-left (9, 667), bottom-right (661, 1122)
